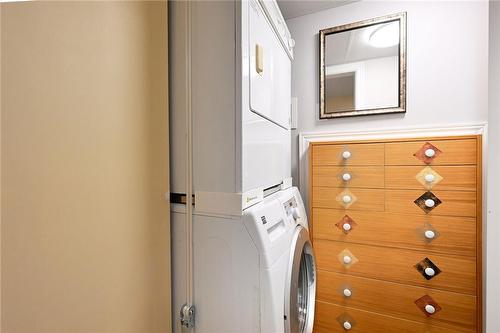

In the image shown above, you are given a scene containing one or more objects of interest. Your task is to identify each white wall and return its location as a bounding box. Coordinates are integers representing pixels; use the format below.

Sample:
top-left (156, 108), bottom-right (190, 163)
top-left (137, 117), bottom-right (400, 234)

top-left (287, 0), bottom-right (488, 185)
top-left (360, 56), bottom-right (399, 109)
top-left (287, 0), bottom-right (491, 330)
top-left (488, 2), bottom-right (500, 332)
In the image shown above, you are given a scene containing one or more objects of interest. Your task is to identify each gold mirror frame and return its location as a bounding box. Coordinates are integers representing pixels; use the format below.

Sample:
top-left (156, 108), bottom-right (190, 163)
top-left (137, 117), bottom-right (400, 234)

top-left (319, 12), bottom-right (407, 119)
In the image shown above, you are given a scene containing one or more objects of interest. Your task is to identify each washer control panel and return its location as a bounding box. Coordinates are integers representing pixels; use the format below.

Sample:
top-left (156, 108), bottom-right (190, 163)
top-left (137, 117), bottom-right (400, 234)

top-left (284, 197), bottom-right (300, 221)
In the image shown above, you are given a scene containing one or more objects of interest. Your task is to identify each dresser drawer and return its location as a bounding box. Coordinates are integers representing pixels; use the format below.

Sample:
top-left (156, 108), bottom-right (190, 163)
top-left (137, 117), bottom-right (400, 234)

top-left (317, 271), bottom-right (477, 330)
top-left (386, 189), bottom-right (476, 217)
top-left (315, 240), bottom-right (476, 295)
top-left (385, 165), bottom-right (477, 191)
top-left (385, 139), bottom-right (477, 166)
top-left (312, 143), bottom-right (384, 166)
top-left (312, 187), bottom-right (385, 212)
top-left (312, 166), bottom-right (385, 188)
top-left (312, 209), bottom-right (477, 257)
top-left (315, 301), bottom-right (474, 333)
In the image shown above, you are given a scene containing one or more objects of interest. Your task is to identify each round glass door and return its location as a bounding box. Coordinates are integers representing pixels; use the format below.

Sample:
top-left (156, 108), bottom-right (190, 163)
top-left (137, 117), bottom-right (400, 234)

top-left (285, 226), bottom-right (316, 333)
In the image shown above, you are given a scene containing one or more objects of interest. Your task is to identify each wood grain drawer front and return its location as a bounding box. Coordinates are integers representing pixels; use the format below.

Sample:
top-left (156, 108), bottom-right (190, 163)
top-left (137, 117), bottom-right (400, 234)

top-left (312, 143), bottom-right (385, 166)
top-left (386, 189), bottom-right (476, 217)
top-left (385, 139), bottom-right (477, 166)
top-left (315, 301), bottom-right (475, 333)
top-left (385, 166), bottom-right (477, 191)
top-left (312, 187), bottom-right (385, 212)
top-left (315, 240), bottom-right (476, 295)
top-left (312, 209), bottom-right (477, 257)
top-left (312, 166), bottom-right (385, 188)
top-left (317, 271), bottom-right (477, 330)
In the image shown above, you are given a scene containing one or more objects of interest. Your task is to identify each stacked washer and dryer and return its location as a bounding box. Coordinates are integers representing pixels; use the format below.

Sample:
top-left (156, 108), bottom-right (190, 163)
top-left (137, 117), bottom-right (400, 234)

top-left (169, 1), bottom-right (316, 332)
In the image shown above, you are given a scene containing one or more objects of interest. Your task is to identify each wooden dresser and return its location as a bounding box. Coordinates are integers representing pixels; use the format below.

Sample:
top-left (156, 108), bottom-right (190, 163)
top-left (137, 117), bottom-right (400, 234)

top-left (309, 135), bottom-right (482, 333)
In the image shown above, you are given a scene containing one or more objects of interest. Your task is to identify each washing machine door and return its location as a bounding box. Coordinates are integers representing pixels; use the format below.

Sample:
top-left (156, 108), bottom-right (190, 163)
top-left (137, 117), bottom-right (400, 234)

top-left (285, 226), bottom-right (316, 333)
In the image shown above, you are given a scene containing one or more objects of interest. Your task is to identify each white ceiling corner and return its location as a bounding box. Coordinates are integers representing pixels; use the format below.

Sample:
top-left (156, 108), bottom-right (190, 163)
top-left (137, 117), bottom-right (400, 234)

top-left (277, 0), bottom-right (359, 20)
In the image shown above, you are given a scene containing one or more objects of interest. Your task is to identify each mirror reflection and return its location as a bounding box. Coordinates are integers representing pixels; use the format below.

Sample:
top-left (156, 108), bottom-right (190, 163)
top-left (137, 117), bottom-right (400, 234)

top-left (319, 13), bottom-right (406, 118)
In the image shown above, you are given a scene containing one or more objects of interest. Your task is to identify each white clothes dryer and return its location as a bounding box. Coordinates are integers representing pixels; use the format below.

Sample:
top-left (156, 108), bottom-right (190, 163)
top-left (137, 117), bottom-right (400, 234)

top-left (170, 0), bottom-right (295, 210)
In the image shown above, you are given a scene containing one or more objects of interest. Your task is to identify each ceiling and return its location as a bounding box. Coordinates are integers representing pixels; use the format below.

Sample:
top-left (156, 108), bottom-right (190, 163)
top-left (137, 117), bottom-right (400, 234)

top-left (277, 0), bottom-right (359, 20)
top-left (325, 23), bottom-right (398, 66)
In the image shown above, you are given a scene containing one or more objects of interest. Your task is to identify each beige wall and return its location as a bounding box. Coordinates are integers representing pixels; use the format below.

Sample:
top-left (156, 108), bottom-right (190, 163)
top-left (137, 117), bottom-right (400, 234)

top-left (1, 1), bottom-right (170, 332)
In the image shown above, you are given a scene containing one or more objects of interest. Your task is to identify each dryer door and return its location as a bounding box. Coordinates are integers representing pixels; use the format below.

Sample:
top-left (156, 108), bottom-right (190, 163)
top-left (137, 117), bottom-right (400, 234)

top-left (285, 226), bottom-right (316, 333)
top-left (249, 0), bottom-right (291, 129)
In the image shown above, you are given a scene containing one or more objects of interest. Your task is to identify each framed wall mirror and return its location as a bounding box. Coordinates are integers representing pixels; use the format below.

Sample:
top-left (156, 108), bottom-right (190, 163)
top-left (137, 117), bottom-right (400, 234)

top-left (319, 12), bottom-right (407, 119)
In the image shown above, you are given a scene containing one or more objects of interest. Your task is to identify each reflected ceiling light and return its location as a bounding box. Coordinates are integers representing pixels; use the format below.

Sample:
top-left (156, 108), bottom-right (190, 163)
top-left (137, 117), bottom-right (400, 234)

top-left (369, 22), bottom-right (399, 48)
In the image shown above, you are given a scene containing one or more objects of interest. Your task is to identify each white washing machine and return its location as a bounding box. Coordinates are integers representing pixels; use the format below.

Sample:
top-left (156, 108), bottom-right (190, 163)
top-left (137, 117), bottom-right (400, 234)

top-left (171, 187), bottom-right (316, 333)
top-left (243, 187), bottom-right (316, 333)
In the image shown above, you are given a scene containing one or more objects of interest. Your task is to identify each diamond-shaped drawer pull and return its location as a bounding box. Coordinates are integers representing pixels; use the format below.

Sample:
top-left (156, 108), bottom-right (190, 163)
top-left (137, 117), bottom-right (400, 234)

top-left (414, 142), bottom-right (442, 164)
top-left (416, 166), bottom-right (443, 189)
top-left (337, 249), bottom-right (358, 268)
top-left (336, 215), bottom-right (357, 234)
top-left (336, 189), bottom-right (357, 208)
top-left (415, 295), bottom-right (442, 317)
top-left (414, 191), bottom-right (442, 213)
top-left (414, 257), bottom-right (442, 280)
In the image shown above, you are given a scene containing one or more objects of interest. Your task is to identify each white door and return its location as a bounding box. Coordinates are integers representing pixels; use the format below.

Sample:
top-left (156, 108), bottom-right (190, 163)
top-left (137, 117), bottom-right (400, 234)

top-left (249, 0), bottom-right (291, 129)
